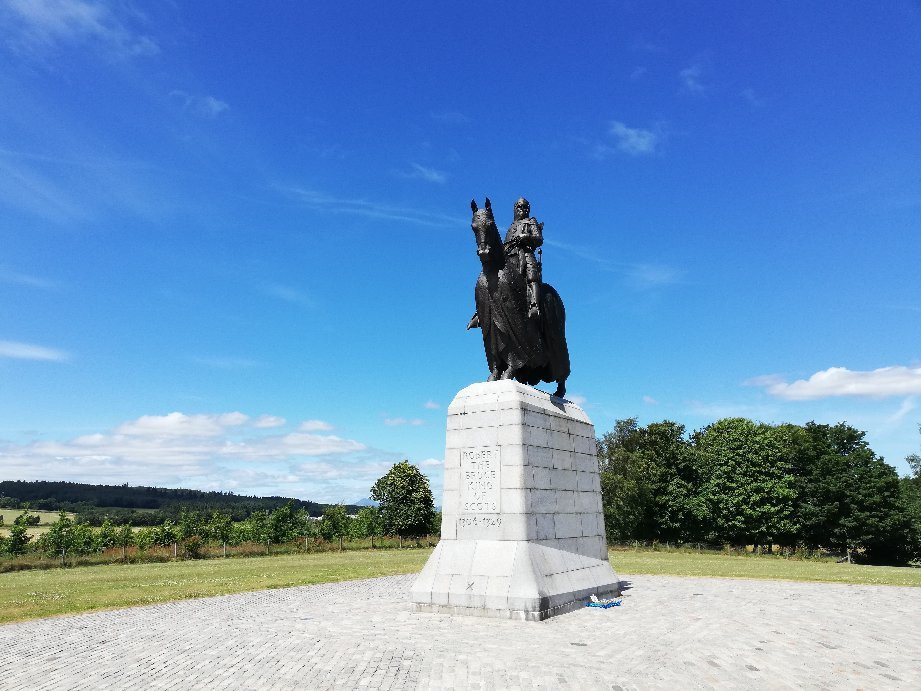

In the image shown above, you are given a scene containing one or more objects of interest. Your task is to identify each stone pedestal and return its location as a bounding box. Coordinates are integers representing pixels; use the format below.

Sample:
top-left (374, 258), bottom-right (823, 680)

top-left (411, 381), bottom-right (619, 621)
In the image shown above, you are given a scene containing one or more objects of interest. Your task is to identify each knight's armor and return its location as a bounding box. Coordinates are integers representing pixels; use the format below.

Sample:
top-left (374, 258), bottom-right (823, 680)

top-left (505, 211), bottom-right (543, 319)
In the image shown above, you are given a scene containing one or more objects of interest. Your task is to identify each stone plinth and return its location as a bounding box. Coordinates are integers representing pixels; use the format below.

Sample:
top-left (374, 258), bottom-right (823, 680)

top-left (411, 381), bottom-right (619, 621)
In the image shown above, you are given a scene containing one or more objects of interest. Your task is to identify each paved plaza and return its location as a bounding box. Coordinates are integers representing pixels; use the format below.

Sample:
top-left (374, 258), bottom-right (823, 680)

top-left (1, 572), bottom-right (920, 690)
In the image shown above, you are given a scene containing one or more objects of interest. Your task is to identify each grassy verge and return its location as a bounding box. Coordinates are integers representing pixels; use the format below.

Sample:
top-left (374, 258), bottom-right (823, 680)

top-left (611, 548), bottom-right (921, 587)
top-left (0, 548), bottom-right (430, 625)
top-left (2, 547), bottom-right (919, 625)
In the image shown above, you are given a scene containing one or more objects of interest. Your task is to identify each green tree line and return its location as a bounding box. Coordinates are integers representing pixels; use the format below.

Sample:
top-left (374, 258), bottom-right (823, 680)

top-left (598, 417), bottom-right (921, 564)
top-left (1, 461), bottom-right (440, 568)
top-left (0, 480), bottom-right (365, 524)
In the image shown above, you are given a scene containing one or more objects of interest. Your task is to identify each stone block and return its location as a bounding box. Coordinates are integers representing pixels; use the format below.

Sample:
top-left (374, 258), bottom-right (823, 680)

top-left (411, 380), bottom-right (617, 621)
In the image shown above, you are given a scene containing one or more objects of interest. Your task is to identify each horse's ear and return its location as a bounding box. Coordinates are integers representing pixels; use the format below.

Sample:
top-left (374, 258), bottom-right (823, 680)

top-left (484, 197), bottom-right (492, 213)
top-left (471, 199), bottom-right (478, 213)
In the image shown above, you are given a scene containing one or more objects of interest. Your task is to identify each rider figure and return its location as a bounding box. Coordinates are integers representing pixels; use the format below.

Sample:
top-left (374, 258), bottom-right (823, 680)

top-left (504, 197), bottom-right (543, 320)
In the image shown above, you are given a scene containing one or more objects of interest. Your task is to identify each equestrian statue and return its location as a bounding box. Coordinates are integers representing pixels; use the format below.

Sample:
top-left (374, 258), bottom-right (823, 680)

top-left (467, 197), bottom-right (570, 398)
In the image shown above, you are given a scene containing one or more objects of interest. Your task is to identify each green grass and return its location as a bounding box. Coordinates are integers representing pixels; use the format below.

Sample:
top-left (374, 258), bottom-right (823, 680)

top-left (0, 509), bottom-right (71, 526)
top-left (0, 548), bottom-right (431, 624)
top-left (2, 547), bottom-right (919, 625)
top-left (611, 548), bottom-right (921, 587)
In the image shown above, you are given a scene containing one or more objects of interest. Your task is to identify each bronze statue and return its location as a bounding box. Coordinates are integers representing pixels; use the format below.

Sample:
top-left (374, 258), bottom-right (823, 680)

top-left (468, 197), bottom-right (570, 398)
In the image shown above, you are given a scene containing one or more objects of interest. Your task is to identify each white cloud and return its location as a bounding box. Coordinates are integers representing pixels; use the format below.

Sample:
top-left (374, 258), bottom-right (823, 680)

top-left (2, 0), bottom-right (159, 58)
top-left (748, 366), bottom-right (921, 400)
top-left (259, 283), bottom-right (313, 307)
top-left (626, 263), bottom-right (682, 289)
top-left (0, 410), bottom-right (379, 502)
top-left (607, 121), bottom-right (659, 156)
top-left (397, 163), bottom-right (447, 184)
top-left (629, 66), bottom-right (647, 81)
top-left (0, 266), bottom-right (57, 289)
top-left (169, 91), bottom-right (229, 119)
top-left (643, 395), bottom-right (658, 405)
top-left (384, 417), bottom-right (424, 427)
top-left (419, 458), bottom-right (443, 467)
top-left (886, 396), bottom-right (916, 428)
top-left (740, 87), bottom-right (765, 108)
top-left (567, 394), bottom-right (587, 406)
top-left (285, 187), bottom-right (464, 228)
top-left (679, 64), bottom-right (707, 94)
top-left (299, 419), bottom-right (334, 432)
top-left (114, 411), bottom-right (248, 438)
top-left (0, 339), bottom-right (69, 361)
top-left (254, 415), bottom-right (286, 429)
top-left (423, 400), bottom-right (440, 410)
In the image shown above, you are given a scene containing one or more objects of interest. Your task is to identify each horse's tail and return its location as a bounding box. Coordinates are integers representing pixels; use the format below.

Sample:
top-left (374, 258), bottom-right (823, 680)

top-left (539, 283), bottom-right (570, 385)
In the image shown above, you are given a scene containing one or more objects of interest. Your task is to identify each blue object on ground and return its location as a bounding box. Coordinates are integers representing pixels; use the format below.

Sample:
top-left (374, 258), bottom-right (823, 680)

top-left (586, 600), bottom-right (621, 608)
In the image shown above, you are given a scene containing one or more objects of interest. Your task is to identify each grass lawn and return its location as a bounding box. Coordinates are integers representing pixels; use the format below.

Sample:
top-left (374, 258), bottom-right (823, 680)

top-left (2, 547), bottom-right (919, 625)
top-left (0, 548), bottom-right (430, 625)
top-left (612, 548), bottom-right (921, 587)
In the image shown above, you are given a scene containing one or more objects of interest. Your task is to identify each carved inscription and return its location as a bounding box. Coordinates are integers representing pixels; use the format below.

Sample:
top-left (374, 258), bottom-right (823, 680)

top-left (460, 446), bottom-right (500, 513)
top-left (457, 515), bottom-right (502, 528)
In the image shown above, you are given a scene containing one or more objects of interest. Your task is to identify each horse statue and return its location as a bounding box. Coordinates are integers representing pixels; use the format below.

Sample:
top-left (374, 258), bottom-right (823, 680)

top-left (467, 197), bottom-right (570, 398)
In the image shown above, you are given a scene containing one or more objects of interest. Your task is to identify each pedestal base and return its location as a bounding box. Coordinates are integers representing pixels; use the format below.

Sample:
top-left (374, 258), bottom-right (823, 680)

top-left (410, 381), bottom-right (619, 621)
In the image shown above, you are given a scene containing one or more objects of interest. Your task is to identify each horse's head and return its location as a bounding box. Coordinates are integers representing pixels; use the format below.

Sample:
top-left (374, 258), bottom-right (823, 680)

top-left (470, 197), bottom-right (502, 266)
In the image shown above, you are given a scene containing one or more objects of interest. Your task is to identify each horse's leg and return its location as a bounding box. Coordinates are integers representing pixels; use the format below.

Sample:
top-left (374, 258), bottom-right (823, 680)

top-left (553, 380), bottom-right (566, 399)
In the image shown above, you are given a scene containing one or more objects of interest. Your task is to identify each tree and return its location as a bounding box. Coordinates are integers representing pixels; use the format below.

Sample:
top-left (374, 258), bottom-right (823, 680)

top-left (207, 511), bottom-right (233, 557)
top-left (4, 522), bottom-right (32, 556)
top-left (268, 502), bottom-right (300, 545)
top-left (352, 506), bottom-right (382, 547)
top-left (115, 523), bottom-right (134, 560)
top-left (694, 418), bottom-right (797, 550)
top-left (244, 511), bottom-right (272, 553)
top-left (152, 521), bottom-right (180, 558)
top-left (96, 518), bottom-right (118, 552)
top-left (597, 418), bottom-right (657, 542)
top-left (370, 461), bottom-right (436, 546)
top-left (798, 422), bottom-right (914, 563)
top-left (597, 419), bottom-right (705, 544)
top-left (318, 504), bottom-right (349, 549)
top-left (41, 511), bottom-right (75, 565)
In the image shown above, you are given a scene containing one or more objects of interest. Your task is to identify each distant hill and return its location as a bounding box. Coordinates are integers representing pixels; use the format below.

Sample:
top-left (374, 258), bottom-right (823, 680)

top-left (353, 498), bottom-right (379, 507)
top-left (0, 480), bottom-right (360, 526)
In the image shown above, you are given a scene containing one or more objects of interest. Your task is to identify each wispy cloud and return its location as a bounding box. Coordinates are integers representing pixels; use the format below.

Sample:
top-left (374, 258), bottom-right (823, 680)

top-left (0, 266), bottom-right (57, 289)
top-left (395, 163), bottom-right (447, 184)
top-left (423, 400), bottom-right (440, 410)
top-left (626, 263), bottom-right (682, 290)
top-left (259, 283), bottom-right (313, 307)
top-left (169, 91), bottom-right (230, 119)
top-left (740, 87), bottom-right (765, 108)
top-left (419, 458), bottom-right (443, 467)
top-left (679, 61), bottom-right (708, 94)
top-left (384, 417), bottom-right (424, 427)
top-left (0, 339), bottom-right (69, 361)
top-left (643, 395), bottom-right (658, 405)
top-left (885, 396), bottom-right (917, 428)
top-left (629, 66), bottom-right (647, 81)
top-left (430, 111), bottom-right (470, 125)
top-left (299, 419), bottom-right (334, 432)
top-left (567, 394), bottom-right (588, 407)
top-left (285, 187), bottom-right (464, 228)
top-left (2, 0), bottom-right (159, 59)
top-left (601, 121), bottom-right (661, 156)
top-left (747, 366), bottom-right (921, 400)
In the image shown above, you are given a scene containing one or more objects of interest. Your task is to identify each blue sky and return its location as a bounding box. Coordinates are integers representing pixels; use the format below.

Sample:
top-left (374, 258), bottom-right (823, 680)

top-left (1, 1), bottom-right (920, 503)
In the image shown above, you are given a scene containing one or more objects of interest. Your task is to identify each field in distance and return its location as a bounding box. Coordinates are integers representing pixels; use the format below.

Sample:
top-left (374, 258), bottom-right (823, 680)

top-left (0, 510), bottom-right (75, 537)
top-left (1, 547), bottom-right (920, 624)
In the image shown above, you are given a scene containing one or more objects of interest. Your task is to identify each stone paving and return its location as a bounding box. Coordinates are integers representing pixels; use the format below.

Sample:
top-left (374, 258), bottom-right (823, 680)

top-left (1, 573), bottom-right (920, 690)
